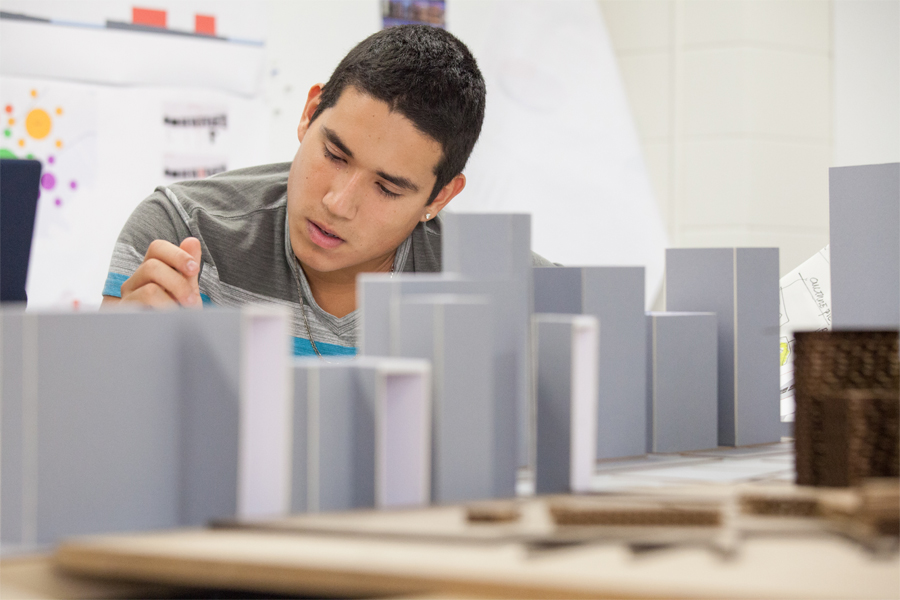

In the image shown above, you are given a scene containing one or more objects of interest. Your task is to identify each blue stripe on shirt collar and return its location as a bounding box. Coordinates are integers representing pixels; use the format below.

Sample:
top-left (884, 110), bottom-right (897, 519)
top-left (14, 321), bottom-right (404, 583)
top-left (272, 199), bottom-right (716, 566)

top-left (293, 336), bottom-right (357, 357)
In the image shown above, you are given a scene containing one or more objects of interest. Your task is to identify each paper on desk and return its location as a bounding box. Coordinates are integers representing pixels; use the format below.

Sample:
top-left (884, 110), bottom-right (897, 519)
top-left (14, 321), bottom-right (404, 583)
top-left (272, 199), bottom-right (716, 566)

top-left (779, 246), bottom-right (832, 422)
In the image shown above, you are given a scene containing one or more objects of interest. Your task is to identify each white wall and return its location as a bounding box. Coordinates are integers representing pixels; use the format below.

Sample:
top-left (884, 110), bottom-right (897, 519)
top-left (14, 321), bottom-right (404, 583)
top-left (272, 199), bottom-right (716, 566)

top-left (263, 0), bottom-right (380, 163)
top-left (833, 0), bottom-right (900, 167)
top-left (600, 0), bottom-right (834, 276)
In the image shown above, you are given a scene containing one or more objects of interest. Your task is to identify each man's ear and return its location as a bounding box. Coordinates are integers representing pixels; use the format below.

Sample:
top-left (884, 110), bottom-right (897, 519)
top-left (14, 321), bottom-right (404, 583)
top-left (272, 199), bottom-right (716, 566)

top-left (297, 84), bottom-right (324, 143)
top-left (423, 173), bottom-right (466, 220)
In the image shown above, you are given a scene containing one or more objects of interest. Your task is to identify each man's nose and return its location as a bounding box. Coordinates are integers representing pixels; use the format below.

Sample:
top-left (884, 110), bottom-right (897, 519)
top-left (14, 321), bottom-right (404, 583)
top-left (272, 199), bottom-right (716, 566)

top-left (322, 170), bottom-right (363, 219)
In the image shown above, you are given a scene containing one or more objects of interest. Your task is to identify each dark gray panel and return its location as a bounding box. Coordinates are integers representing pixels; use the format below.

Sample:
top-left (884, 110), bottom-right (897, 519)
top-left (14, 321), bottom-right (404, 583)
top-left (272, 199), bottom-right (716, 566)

top-left (440, 301), bottom-right (496, 502)
top-left (35, 312), bottom-right (181, 543)
top-left (289, 361), bottom-right (313, 513)
top-left (357, 274), bottom-right (399, 357)
top-left (533, 267), bottom-right (583, 315)
top-left (735, 248), bottom-right (781, 446)
top-left (377, 274), bottom-right (518, 498)
top-left (666, 249), bottom-right (736, 445)
top-left (398, 296), bottom-right (495, 503)
top-left (442, 213), bottom-right (533, 471)
top-left (316, 365), bottom-right (375, 511)
top-left (442, 213), bottom-right (531, 279)
top-left (582, 267), bottom-right (646, 459)
top-left (1, 309), bottom-right (25, 545)
top-left (534, 318), bottom-right (573, 494)
top-left (177, 308), bottom-right (242, 526)
top-left (829, 163), bottom-right (900, 329)
top-left (648, 313), bottom-right (718, 453)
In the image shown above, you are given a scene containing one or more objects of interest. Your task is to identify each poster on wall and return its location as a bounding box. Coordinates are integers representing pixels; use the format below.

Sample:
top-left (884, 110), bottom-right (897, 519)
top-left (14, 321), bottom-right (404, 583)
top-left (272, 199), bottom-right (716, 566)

top-left (0, 77), bottom-right (268, 309)
top-left (382, 0), bottom-right (445, 28)
top-left (1, 79), bottom-right (99, 308)
top-left (0, 2), bottom-right (267, 309)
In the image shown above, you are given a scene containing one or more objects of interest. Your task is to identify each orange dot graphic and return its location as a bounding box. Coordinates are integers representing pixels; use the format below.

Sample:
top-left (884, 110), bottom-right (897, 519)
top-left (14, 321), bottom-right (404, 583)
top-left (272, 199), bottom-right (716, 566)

top-left (56, 107), bottom-right (63, 116)
top-left (25, 108), bottom-right (52, 139)
top-left (55, 140), bottom-right (63, 148)
top-left (30, 89), bottom-right (37, 98)
top-left (18, 138), bottom-right (25, 147)
top-left (7, 118), bottom-right (14, 126)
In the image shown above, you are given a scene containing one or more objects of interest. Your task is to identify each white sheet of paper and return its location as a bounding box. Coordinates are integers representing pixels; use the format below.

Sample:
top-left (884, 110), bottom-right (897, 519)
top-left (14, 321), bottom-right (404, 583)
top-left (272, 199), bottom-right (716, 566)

top-left (448, 0), bottom-right (668, 306)
top-left (778, 246), bottom-right (832, 422)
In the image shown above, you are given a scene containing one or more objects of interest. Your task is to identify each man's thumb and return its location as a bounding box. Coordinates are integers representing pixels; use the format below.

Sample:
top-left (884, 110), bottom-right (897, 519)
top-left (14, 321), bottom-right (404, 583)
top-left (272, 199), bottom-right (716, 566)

top-left (180, 237), bottom-right (202, 266)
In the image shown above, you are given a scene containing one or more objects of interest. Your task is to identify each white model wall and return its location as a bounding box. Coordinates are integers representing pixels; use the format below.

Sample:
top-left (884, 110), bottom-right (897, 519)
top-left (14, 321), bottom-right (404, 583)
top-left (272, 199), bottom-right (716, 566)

top-left (599, 0), bottom-right (833, 276)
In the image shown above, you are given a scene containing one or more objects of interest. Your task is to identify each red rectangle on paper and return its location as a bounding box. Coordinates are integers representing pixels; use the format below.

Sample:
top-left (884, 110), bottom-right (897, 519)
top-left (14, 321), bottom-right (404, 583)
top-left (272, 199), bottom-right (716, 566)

top-left (195, 14), bottom-right (216, 36)
top-left (133, 7), bottom-right (167, 28)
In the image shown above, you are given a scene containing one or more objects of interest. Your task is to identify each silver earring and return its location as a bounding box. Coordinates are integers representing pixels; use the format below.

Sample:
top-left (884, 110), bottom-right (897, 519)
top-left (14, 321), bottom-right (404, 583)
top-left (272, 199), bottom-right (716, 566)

top-left (425, 213), bottom-right (431, 220)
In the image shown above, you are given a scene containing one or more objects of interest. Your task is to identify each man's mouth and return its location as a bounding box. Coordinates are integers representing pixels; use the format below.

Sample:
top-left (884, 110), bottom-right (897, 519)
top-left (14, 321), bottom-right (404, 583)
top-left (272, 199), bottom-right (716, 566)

top-left (307, 219), bottom-right (345, 249)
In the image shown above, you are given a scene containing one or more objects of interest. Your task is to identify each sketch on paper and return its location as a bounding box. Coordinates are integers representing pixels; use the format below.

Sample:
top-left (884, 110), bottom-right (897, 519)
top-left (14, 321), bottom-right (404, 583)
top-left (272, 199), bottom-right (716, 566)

top-left (778, 246), bottom-right (832, 422)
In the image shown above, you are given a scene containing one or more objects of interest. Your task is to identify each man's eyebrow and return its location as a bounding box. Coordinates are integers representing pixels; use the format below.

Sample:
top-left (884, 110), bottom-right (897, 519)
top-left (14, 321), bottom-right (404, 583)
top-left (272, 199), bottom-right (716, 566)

top-left (322, 127), bottom-right (354, 158)
top-left (376, 170), bottom-right (419, 193)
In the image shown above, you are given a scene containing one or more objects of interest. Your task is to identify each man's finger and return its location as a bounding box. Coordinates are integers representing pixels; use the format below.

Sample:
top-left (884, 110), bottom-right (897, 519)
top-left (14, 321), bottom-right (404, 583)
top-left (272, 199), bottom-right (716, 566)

top-left (145, 239), bottom-right (199, 281)
top-left (124, 282), bottom-right (179, 308)
top-left (179, 237), bottom-right (202, 307)
top-left (122, 258), bottom-right (199, 306)
top-left (180, 236), bottom-right (202, 265)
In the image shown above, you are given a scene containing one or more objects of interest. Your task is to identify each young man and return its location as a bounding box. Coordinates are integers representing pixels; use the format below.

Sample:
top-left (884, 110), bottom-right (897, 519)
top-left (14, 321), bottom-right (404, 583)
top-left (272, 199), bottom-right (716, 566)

top-left (102, 25), bottom-right (552, 356)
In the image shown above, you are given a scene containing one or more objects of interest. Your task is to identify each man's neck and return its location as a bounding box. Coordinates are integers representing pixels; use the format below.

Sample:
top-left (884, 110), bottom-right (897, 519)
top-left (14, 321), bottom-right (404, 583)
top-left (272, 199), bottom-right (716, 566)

top-left (299, 252), bottom-right (394, 318)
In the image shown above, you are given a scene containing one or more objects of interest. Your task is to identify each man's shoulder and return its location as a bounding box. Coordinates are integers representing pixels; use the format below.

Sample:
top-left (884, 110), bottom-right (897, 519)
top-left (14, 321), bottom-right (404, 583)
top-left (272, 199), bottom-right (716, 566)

top-left (164, 162), bottom-right (291, 217)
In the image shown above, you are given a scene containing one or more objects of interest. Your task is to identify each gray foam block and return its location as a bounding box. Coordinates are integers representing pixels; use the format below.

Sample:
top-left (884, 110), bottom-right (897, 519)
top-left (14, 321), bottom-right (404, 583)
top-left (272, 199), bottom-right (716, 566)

top-left (310, 362), bottom-right (375, 512)
top-left (2, 310), bottom-right (182, 547)
top-left (290, 361), bottom-right (311, 514)
top-left (179, 310), bottom-right (242, 526)
top-left (533, 314), bottom-right (599, 495)
top-left (358, 273), bottom-right (518, 498)
top-left (533, 266), bottom-right (647, 459)
top-left (666, 248), bottom-right (781, 446)
top-left (829, 163), bottom-right (900, 329)
top-left (396, 294), bottom-right (497, 503)
top-left (0, 306), bottom-right (291, 548)
top-left (291, 357), bottom-right (431, 512)
top-left (442, 213), bottom-right (533, 470)
top-left (646, 312), bottom-right (718, 453)
top-left (1, 307), bottom-right (28, 546)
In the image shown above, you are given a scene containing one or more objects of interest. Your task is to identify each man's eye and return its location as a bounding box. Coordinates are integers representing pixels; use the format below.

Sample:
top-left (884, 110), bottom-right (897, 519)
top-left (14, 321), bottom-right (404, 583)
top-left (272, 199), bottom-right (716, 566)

top-left (378, 183), bottom-right (401, 198)
top-left (323, 147), bottom-right (344, 163)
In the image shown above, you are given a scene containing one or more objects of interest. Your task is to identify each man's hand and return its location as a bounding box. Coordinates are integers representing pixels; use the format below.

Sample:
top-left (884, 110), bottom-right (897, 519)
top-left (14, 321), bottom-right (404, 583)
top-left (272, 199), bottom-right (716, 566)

top-left (108, 238), bottom-right (203, 308)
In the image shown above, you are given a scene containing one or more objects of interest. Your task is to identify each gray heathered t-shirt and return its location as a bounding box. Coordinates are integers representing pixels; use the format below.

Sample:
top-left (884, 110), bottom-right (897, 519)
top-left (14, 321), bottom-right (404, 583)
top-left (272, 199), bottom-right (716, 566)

top-left (104, 162), bottom-right (554, 356)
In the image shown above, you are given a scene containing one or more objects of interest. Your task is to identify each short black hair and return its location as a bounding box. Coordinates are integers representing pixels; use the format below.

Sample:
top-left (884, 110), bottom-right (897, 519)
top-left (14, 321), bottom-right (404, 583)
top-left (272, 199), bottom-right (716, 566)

top-left (310, 25), bottom-right (486, 204)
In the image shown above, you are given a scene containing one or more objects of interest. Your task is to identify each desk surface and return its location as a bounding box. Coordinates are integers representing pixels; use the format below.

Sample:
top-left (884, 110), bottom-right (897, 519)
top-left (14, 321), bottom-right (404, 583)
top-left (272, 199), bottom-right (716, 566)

top-left (9, 442), bottom-right (899, 599)
top-left (53, 487), bottom-right (899, 599)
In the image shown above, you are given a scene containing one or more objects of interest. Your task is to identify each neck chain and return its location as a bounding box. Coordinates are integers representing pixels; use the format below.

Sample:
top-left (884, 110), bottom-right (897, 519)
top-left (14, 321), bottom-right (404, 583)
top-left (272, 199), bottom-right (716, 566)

top-left (295, 257), bottom-right (394, 358)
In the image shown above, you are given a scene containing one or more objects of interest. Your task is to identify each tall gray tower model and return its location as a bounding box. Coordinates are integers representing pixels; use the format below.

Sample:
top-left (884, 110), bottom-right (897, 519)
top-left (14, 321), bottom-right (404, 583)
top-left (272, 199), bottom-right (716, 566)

top-left (666, 248), bottom-right (781, 447)
top-left (829, 163), bottom-right (900, 329)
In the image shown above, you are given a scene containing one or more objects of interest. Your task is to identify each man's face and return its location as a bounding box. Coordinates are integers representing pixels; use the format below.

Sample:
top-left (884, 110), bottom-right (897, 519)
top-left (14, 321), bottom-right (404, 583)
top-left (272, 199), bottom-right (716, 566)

top-left (287, 85), bottom-right (448, 278)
